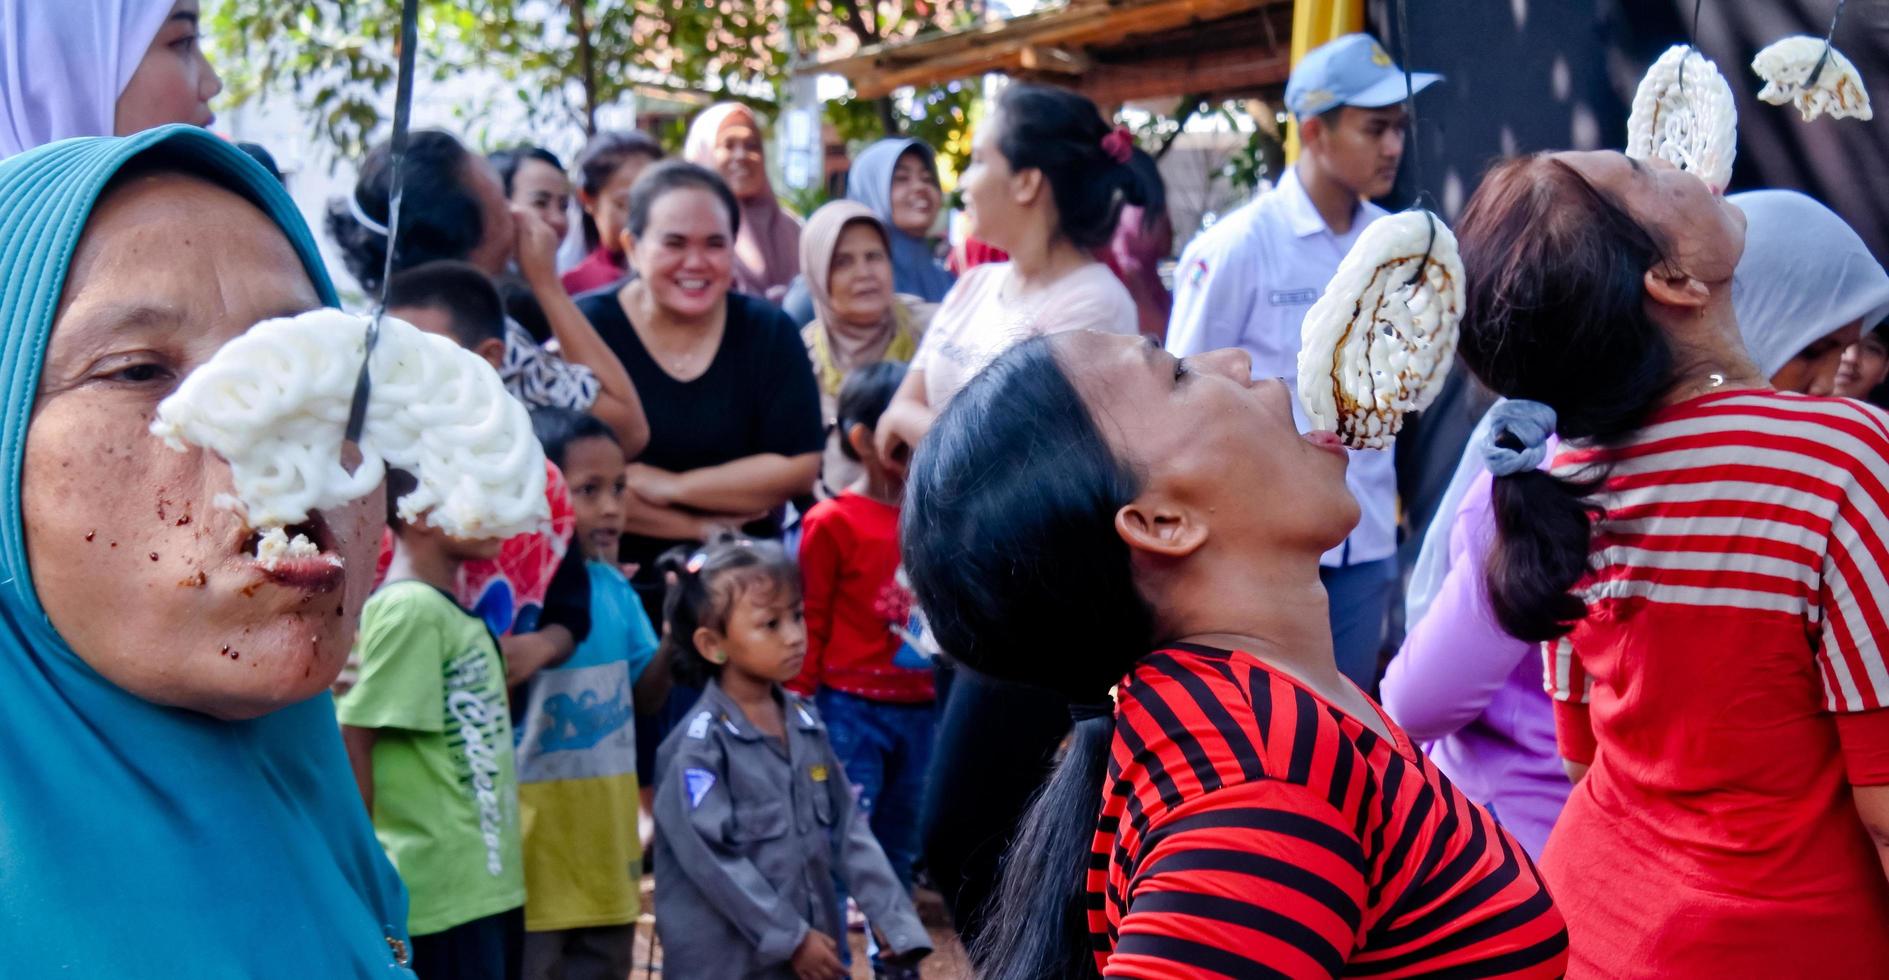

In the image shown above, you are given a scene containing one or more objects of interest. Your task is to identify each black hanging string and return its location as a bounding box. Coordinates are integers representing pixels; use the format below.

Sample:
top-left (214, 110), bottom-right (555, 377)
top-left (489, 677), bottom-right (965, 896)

top-left (1394, 0), bottom-right (1436, 291)
top-left (1677, 0), bottom-right (1705, 102)
top-left (1809, 0), bottom-right (1849, 86)
top-left (345, 0), bottom-right (422, 447)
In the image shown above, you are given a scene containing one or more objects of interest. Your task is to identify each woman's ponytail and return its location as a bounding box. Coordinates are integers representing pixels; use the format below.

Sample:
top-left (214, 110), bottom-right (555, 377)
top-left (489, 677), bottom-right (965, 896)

top-left (1487, 469), bottom-right (1601, 640)
top-left (1455, 155), bottom-right (1679, 640)
top-left (971, 711), bottom-right (1115, 980)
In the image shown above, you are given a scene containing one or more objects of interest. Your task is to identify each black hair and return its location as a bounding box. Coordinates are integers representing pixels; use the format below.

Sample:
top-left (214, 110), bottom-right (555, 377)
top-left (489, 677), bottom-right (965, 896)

top-left (325, 130), bottom-right (486, 294)
top-left (1454, 154), bottom-right (1678, 642)
top-left (901, 335), bottom-right (1153, 980)
top-left (488, 144), bottom-right (564, 196)
top-left (574, 130), bottom-right (666, 250)
top-left (235, 141), bottom-right (284, 185)
top-left (626, 159), bottom-right (740, 242)
top-left (529, 406), bottom-right (618, 471)
top-left (385, 468), bottom-right (419, 528)
top-left (992, 84), bottom-right (1157, 250)
top-left (1123, 147), bottom-right (1167, 234)
top-left (384, 260), bottom-right (505, 350)
top-left (657, 534), bottom-right (801, 687)
top-left (835, 360), bottom-right (907, 462)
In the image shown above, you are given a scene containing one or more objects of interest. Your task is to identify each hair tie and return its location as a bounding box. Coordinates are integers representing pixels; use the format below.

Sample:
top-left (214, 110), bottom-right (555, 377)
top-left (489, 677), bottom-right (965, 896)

top-left (1100, 126), bottom-right (1134, 166)
top-left (1068, 700), bottom-right (1115, 724)
top-left (347, 190), bottom-right (390, 238)
top-left (1478, 399), bottom-right (1558, 476)
top-left (685, 550), bottom-right (709, 574)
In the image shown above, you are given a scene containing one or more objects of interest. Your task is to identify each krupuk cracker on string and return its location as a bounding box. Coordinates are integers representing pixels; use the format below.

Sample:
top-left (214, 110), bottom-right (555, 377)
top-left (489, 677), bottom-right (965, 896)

top-left (1298, 210), bottom-right (1464, 451)
top-left (151, 309), bottom-right (549, 565)
top-left (1626, 44), bottom-right (1738, 192)
top-left (1752, 36), bottom-right (1872, 122)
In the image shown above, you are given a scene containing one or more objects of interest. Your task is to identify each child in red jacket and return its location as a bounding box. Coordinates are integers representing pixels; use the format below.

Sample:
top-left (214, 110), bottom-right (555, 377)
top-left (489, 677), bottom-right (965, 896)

top-left (789, 362), bottom-right (934, 925)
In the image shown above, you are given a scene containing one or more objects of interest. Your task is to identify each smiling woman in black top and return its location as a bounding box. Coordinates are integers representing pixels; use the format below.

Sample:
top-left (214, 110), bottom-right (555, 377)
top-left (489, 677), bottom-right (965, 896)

top-left (574, 161), bottom-right (823, 613)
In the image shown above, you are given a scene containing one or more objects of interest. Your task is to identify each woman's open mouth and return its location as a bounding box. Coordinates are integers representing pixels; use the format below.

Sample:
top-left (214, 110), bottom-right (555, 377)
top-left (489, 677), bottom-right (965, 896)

top-left (1302, 429), bottom-right (1350, 459)
top-left (240, 512), bottom-right (345, 592)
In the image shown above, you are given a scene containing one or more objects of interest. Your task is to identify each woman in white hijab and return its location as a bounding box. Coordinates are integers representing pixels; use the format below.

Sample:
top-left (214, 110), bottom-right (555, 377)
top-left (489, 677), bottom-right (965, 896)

top-left (1728, 190), bottom-right (1889, 395)
top-left (0, 0), bottom-right (220, 159)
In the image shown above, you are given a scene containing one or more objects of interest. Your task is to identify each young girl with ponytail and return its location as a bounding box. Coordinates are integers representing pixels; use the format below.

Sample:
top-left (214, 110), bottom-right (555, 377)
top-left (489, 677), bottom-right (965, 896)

top-left (902, 330), bottom-right (1567, 978)
top-left (1453, 150), bottom-right (1889, 977)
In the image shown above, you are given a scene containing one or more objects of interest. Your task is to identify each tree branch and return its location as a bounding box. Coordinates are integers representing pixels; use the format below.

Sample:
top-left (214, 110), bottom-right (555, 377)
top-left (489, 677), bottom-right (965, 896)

top-left (568, 0), bottom-right (600, 135)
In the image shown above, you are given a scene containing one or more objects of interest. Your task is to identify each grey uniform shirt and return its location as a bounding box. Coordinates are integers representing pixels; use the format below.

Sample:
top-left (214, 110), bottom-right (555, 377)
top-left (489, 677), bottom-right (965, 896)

top-left (653, 680), bottom-right (931, 977)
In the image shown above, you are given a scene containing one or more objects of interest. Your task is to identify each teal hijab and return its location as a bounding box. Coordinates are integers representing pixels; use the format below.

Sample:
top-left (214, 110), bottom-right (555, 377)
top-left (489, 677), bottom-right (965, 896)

top-left (0, 127), bottom-right (414, 977)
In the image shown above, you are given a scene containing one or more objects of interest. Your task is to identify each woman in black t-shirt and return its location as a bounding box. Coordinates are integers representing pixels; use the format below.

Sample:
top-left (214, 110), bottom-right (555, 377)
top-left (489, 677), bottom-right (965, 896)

top-left (575, 161), bottom-right (823, 610)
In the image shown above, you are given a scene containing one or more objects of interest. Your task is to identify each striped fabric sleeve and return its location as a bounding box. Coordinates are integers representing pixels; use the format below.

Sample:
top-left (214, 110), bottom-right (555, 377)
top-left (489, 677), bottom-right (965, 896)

top-left (1105, 778), bottom-right (1367, 979)
top-left (1541, 636), bottom-right (1589, 704)
top-left (1816, 447), bottom-right (1889, 713)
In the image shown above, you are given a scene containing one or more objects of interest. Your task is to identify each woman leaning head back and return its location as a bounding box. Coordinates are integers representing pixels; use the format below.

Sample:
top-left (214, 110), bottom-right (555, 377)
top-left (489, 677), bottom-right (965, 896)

top-left (903, 328), bottom-right (1357, 976)
top-left (0, 126), bottom-right (409, 974)
top-left (1453, 150), bottom-right (1749, 640)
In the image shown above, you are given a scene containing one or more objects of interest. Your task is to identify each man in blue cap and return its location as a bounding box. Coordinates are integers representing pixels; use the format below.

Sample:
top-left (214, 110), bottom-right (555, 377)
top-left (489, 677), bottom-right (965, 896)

top-left (1166, 32), bottom-right (1441, 690)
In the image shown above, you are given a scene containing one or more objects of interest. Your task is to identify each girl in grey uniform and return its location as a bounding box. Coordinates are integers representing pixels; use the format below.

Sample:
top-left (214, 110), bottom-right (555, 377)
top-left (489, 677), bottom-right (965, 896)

top-left (652, 536), bottom-right (931, 979)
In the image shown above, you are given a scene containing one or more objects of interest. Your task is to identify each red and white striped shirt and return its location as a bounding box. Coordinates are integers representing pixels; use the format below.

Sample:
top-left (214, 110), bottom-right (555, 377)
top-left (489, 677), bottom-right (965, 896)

top-left (1540, 389), bottom-right (1889, 977)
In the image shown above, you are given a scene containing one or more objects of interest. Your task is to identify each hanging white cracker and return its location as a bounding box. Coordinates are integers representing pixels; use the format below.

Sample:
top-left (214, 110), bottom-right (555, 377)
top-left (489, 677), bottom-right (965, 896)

top-left (151, 309), bottom-right (549, 558)
top-left (1752, 36), bottom-right (1872, 122)
top-left (1298, 211), bottom-right (1464, 451)
top-left (1625, 44), bottom-right (1738, 191)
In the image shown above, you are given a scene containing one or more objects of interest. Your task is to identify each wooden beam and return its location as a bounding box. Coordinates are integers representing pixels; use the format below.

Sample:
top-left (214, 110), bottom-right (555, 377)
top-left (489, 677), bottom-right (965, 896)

top-left (809, 0), bottom-right (1275, 82)
top-left (1019, 45), bottom-right (1093, 75)
top-left (1063, 43), bottom-right (1291, 106)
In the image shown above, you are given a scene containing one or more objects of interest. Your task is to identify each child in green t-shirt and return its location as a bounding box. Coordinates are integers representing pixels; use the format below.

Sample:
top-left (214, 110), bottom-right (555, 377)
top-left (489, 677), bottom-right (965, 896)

top-left (339, 469), bottom-right (524, 980)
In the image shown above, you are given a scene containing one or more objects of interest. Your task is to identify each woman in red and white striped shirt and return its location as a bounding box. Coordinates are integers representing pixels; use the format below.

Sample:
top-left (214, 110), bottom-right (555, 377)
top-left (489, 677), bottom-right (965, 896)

top-left (1455, 151), bottom-right (1889, 976)
top-left (901, 331), bottom-right (1567, 978)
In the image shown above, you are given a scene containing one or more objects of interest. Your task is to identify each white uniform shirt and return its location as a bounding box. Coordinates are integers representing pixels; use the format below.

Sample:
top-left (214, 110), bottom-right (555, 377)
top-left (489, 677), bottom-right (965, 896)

top-left (1166, 166), bottom-right (1397, 567)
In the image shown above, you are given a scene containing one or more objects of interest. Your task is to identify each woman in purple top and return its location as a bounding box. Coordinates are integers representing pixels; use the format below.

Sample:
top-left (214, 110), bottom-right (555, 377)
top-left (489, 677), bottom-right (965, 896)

top-left (1381, 431), bottom-right (1568, 858)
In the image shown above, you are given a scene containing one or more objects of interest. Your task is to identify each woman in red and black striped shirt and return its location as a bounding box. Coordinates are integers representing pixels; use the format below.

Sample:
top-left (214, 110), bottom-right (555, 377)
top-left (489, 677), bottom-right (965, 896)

top-left (901, 331), bottom-right (1567, 978)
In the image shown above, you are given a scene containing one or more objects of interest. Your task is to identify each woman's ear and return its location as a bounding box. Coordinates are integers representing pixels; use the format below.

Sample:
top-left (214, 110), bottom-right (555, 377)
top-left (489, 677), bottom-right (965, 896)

top-left (1643, 263), bottom-right (1711, 311)
top-left (693, 627), bottom-right (727, 665)
top-left (618, 228), bottom-right (637, 261)
top-left (1012, 167), bottom-right (1045, 208)
top-left (1115, 494), bottom-right (1207, 559)
top-left (576, 188), bottom-right (598, 216)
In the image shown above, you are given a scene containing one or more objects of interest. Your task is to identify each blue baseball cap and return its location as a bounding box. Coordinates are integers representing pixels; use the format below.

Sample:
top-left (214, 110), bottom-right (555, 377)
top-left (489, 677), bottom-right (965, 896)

top-left (1286, 33), bottom-right (1442, 119)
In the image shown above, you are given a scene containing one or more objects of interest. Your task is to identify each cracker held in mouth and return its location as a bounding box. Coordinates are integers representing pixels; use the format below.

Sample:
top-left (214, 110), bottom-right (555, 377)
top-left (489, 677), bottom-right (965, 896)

top-left (1298, 210), bottom-right (1464, 451)
top-left (1625, 44), bottom-right (1738, 192)
top-left (1752, 36), bottom-right (1872, 122)
top-left (150, 309), bottom-right (549, 560)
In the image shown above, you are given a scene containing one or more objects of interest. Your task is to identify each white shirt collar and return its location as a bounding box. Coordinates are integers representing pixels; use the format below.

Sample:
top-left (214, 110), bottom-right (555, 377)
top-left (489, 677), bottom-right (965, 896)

top-left (1279, 164), bottom-right (1361, 240)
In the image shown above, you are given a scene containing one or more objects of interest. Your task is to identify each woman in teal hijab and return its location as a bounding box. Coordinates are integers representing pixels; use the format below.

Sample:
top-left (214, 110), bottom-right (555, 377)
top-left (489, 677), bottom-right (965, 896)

top-left (0, 126), bottom-right (414, 976)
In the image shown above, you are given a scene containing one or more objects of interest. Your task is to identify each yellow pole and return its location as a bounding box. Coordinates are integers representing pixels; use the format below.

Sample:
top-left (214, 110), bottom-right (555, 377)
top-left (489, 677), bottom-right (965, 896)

top-left (1283, 0), bottom-right (1365, 163)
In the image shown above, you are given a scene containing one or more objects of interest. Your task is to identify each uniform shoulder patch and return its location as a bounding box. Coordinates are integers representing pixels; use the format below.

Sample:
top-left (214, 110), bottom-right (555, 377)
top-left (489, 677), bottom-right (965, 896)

top-left (684, 767), bottom-right (716, 808)
top-left (686, 711), bottom-right (710, 740)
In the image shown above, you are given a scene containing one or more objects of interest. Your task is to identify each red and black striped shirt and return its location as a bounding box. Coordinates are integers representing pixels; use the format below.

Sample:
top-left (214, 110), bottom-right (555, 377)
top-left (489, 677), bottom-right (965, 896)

top-left (1089, 644), bottom-right (1567, 978)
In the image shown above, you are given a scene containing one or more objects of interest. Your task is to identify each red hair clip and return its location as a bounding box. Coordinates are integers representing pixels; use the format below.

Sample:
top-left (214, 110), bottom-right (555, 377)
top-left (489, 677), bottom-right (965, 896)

top-left (1100, 126), bottom-right (1134, 165)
